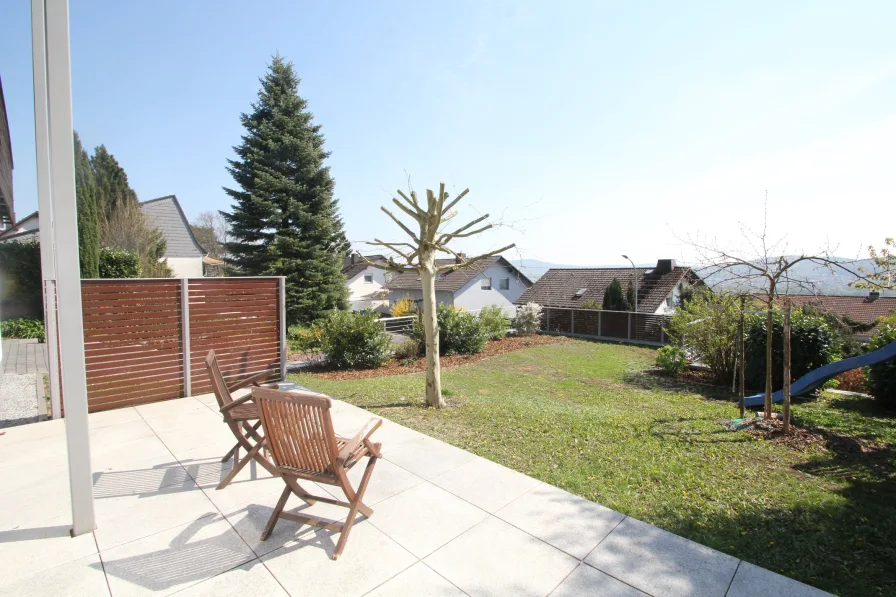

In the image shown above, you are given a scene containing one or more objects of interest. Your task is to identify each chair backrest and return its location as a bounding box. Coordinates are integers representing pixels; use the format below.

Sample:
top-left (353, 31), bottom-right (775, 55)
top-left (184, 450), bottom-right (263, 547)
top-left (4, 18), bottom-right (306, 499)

top-left (205, 350), bottom-right (232, 411)
top-left (253, 387), bottom-right (338, 477)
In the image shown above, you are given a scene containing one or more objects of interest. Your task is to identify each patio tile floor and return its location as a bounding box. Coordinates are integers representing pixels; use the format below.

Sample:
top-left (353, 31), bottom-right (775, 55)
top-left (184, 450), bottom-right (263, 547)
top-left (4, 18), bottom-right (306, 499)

top-left (0, 393), bottom-right (834, 597)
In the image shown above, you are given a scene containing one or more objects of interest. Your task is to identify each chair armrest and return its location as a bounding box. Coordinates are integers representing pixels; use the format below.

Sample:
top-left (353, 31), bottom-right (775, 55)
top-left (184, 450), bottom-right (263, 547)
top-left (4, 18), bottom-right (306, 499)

top-left (227, 370), bottom-right (272, 393)
top-left (337, 418), bottom-right (382, 464)
top-left (220, 393), bottom-right (254, 413)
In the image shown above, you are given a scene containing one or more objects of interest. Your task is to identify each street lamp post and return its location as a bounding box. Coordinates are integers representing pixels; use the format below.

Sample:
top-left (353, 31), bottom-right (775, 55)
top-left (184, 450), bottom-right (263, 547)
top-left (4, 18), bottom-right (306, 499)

top-left (621, 254), bottom-right (637, 312)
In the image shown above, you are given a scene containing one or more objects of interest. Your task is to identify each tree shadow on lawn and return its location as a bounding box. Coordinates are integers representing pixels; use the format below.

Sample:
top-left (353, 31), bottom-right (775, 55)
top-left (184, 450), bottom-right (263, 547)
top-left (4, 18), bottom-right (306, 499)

top-left (623, 369), bottom-right (737, 402)
top-left (647, 416), bottom-right (752, 445)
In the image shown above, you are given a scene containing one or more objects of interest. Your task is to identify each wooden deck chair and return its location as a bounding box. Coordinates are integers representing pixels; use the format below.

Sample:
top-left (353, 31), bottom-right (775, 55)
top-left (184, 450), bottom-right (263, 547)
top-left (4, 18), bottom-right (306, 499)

top-left (252, 386), bottom-right (383, 560)
top-left (205, 350), bottom-right (280, 490)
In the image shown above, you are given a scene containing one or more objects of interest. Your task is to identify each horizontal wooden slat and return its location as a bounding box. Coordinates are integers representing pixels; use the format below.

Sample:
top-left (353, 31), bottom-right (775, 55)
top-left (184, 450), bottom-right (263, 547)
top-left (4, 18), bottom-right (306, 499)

top-left (88, 395), bottom-right (182, 413)
top-left (84, 320), bottom-right (182, 334)
top-left (84, 342), bottom-right (182, 359)
top-left (86, 348), bottom-right (183, 366)
top-left (188, 281), bottom-right (278, 290)
top-left (82, 283), bottom-right (180, 295)
top-left (82, 303), bottom-right (180, 316)
top-left (82, 310), bottom-right (182, 324)
top-left (88, 379), bottom-right (184, 401)
top-left (190, 323), bottom-right (279, 338)
top-left (88, 366), bottom-right (184, 388)
top-left (89, 386), bottom-right (184, 409)
top-left (188, 304), bottom-right (278, 316)
top-left (83, 327), bottom-right (182, 342)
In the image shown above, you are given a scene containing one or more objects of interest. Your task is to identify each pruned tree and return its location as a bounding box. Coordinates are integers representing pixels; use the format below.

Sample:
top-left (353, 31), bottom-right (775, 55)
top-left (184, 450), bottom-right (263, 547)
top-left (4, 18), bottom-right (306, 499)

top-left (851, 237), bottom-right (894, 290)
top-left (191, 210), bottom-right (230, 260)
top-left (101, 200), bottom-right (172, 278)
top-left (681, 200), bottom-right (865, 422)
top-left (359, 182), bottom-right (513, 408)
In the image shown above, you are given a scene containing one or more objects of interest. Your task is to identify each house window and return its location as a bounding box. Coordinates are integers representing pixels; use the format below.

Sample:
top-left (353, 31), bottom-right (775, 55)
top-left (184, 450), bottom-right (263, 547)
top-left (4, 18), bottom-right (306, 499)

top-left (363, 274), bottom-right (373, 283)
top-left (481, 277), bottom-right (492, 290)
top-left (499, 278), bottom-right (510, 290)
top-left (666, 296), bottom-right (673, 307)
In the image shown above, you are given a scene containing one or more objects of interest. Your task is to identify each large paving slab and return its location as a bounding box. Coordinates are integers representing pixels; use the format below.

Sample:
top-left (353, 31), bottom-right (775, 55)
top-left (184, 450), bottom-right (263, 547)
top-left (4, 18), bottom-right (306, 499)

top-left (0, 393), bottom-right (836, 597)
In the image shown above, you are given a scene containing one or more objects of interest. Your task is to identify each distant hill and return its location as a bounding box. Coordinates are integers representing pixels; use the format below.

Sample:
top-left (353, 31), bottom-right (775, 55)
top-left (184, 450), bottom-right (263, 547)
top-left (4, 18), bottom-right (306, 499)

top-left (698, 257), bottom-right (893, 297)
top-left (513, 256), bottom-right (892, 297)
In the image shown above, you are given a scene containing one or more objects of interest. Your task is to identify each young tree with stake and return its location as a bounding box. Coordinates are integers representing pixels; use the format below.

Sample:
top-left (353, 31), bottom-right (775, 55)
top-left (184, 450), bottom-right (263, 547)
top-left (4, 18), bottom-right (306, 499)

top-left (360, 182), bottom-right (513, 408)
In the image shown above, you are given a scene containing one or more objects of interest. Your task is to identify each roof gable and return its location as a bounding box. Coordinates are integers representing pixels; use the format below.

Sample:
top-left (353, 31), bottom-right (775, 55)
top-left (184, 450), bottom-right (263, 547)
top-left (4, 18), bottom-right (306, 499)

top-left (385, 255), bottom-right (533, 294)
top-left (139, 195), bottom-right (205, 258)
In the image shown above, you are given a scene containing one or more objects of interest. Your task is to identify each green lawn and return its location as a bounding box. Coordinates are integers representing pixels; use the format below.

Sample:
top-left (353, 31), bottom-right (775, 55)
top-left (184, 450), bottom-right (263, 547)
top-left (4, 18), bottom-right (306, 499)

top-left (291, 340), bottom-right (896, 597)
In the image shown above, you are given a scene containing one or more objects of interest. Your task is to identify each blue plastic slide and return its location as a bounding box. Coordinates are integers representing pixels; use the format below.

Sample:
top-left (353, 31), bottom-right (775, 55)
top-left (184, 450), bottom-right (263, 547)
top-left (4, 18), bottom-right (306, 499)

top-left (743, 340), bottom-right (896, 407)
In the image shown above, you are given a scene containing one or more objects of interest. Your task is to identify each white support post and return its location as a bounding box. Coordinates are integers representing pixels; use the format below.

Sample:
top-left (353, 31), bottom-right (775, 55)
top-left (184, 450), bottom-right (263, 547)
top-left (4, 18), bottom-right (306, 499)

top-left (31, 0), bottom-right (62, 419)
top-left (41, 0), bottom-right (96, 535)
top-left (181, 279), bottom-right (191, 397)
top-left (279, 276), bottom-right (286, 380)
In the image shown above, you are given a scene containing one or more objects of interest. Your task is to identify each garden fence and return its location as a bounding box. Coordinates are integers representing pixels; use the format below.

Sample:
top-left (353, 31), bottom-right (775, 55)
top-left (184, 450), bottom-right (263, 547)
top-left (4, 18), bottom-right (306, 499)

top-left (540, 306), bottom-right (672, 346)
top-left (76, 277), bottom-right (285, 412)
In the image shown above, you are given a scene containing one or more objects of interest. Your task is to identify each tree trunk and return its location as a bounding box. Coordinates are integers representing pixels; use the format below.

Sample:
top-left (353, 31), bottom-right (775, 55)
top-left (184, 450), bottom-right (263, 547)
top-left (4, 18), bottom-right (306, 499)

top-left (783, 301), bottom-right (791, 433)
top-left (420, 251), bottom-right (444, 408)
top-left (764, 297), bottom-right (774, 419)
top-left (739, 295), bottom-right (745, 419)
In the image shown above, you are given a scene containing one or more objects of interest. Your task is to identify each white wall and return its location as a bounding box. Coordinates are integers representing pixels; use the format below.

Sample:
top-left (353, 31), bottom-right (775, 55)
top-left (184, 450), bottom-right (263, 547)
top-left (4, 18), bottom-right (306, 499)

top-left (388, 289), bottom-right (455, 309)
top-left (653, 279), bottom-right (692, 314)
top-left (453, 262), bottom-right (529, 316)
top-left (166, 257), bottom-right (204, 278)
top-left (346, 267), bottom-right (390, 312)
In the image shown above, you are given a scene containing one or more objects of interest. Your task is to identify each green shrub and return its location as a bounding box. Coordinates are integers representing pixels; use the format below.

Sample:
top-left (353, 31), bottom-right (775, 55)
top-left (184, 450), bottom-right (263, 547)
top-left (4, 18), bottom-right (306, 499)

top-left (478, 305), bottom-right (509, 340)
top-left (0, 241), bottom-right (43, 318)
top-left (286, 324), bottom-right (323, 354)
top-left (656, 345), bottom-right (688, 375)
top-left (666, 289), bottom-right (740, 385)
top-left (513, 302), bottom-right (543, 335)
top-left (99, 247), bottom-right (140, 278)
top-left (579, 299), bottom-right (601, 310)
top-left (392, 337), bottom-right (421, 362)
top-left (1, 318), bottom-right (46, 343)
top-left (321, 311), bottom-right (391, 369)
top-left (412, 304), bottom-right (488, 356)
top-left (745, 307), bottom-right (842, 392)
top-left (867, 315), bottom-right (896, 407)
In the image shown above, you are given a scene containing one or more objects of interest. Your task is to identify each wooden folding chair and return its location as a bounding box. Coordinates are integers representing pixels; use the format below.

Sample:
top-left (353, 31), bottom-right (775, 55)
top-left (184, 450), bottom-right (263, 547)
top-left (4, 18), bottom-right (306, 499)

top-left (204, 350), bottom-right (280, 490)
top-left (252, 386), bottom-right (383, 560)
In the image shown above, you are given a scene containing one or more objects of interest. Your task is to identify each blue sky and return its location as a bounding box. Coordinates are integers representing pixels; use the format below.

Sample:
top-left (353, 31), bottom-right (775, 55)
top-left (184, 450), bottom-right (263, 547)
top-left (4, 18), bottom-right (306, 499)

top-left (1, 1), bottom-right (894, 267)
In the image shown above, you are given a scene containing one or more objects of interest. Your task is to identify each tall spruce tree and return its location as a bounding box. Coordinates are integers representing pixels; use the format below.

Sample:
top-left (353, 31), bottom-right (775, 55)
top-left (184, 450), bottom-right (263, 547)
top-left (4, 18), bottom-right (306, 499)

top-left (74, 132), bottom-right (100, 278)
top-left (223, 55), bottom-right (349, 325)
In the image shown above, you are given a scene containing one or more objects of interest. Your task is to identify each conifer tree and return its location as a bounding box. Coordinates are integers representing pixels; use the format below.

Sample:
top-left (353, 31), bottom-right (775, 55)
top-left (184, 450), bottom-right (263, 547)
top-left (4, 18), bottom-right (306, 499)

top-left (603, 278), bottom-right (631, 311)
top-left (91, 145), bottom-right (138, 220)
top-left (223, 55), bottom-right (349, 324)
top-left (74, 132), bottom-right (100, 278)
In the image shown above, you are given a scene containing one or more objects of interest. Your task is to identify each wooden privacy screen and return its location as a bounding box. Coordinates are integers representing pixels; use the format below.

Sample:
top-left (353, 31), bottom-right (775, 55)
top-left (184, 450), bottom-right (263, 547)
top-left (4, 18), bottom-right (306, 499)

top-left (80, 277), bottom-right (284, 412)
top-left (189, 278), bottom-right (282, 395)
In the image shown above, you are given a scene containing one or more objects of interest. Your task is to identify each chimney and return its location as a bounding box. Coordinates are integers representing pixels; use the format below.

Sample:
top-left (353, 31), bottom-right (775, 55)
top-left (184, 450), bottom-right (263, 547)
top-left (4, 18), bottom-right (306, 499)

top-left (351, 254), bottom-right (356, 265)
top-left (655, 259), bottom-right (676, 274)
top-left (869, 290), bottom-right (880, 302)
top-left (456, 252), bottom-right (467, 264)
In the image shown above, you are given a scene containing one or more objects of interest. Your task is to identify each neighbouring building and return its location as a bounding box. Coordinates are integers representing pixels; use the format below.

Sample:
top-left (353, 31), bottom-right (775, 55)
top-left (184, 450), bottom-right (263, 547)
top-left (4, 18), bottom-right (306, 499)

top-left (385, 255), bottom-right (533, 315)
top-left (139, 195), bottom-right (222, 277)
top-left (516, 259), bottom-right (701, 314)
top-left (0, 195), bottom-right (223, 277)
top-left (0, 211), bottom-right (38, 243)
top-left (343, 254), bottom-right (391, 313)
top-left (770, 291), bottom-right (896, 340)
top-left (0, 76), bottom-right (14, 230)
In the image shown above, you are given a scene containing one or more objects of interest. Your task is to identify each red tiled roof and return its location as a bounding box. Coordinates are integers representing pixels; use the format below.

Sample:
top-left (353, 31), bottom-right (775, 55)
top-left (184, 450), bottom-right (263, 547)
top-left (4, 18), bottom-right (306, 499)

top-left (775, 294), bottom-right (896, 330)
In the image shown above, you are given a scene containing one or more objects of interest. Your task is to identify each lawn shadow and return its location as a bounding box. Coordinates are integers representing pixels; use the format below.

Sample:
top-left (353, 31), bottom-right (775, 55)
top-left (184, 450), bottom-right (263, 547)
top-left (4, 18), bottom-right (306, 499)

top-left (623, 369), bottom-right (737, 402)
top-left (647, 416), bottom-right (751, 445)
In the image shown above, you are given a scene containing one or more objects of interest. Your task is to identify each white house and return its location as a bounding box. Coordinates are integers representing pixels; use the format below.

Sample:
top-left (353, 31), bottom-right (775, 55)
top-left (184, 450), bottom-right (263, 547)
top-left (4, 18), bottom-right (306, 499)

top-left (343, 254), bottom-right (391, 313)
top-left (516, 259), bottom-right (701, 314)
top-left (385, 255), bottom-right (533, 316)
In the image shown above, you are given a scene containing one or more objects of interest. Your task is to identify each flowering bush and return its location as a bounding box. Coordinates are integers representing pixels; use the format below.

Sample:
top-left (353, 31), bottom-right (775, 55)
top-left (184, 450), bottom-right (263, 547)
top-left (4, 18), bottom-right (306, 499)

top-left (513, 302), bottom-right (543, 335)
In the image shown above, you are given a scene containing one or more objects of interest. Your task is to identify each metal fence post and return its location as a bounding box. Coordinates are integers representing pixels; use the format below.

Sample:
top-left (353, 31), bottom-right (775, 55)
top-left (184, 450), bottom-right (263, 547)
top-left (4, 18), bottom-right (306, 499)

top-left (181, 279), bottom-right (191, 397)
top-left (598, 311), bottom-right (602, 337)
top-left (628, 312), bottom-right (632, 339)
top-left (279, 276), bottom-right (287, 380)
top-left (570, 309), bottom-right (575, 334)
top-left (546, 308), bottom-right (551, 331)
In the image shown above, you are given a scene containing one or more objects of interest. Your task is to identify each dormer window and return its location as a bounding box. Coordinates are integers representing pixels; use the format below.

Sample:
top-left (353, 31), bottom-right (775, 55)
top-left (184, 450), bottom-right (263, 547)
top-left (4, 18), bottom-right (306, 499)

top-left (363, 274), bottom-right (373, 283)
